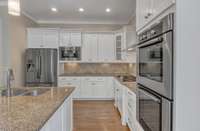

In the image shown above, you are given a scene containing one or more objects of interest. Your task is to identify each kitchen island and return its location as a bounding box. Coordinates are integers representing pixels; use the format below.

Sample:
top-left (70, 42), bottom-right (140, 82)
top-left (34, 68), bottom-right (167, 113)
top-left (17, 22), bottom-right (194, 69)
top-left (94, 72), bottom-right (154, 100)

top-left (0, 87), bottom-right (74, 131)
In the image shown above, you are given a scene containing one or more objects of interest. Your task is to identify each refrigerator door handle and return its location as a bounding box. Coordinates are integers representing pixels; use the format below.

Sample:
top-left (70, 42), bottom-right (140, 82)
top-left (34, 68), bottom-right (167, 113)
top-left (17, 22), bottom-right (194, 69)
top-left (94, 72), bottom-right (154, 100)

top-left (39, 55), bottom-right (42, 78)
top-left (36, 55), bottom-right (40, 79)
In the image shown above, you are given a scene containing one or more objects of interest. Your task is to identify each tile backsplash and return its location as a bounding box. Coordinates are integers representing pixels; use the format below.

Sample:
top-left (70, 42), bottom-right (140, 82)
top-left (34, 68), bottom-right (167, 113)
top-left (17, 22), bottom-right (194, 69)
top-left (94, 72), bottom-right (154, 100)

top-left (63, 63), bottom-right (136, 75)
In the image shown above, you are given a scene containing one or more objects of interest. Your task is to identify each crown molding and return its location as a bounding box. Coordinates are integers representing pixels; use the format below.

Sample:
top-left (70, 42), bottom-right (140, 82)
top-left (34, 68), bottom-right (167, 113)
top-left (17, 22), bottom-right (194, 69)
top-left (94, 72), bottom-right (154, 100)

top-left (22, 11), bottom-right (38, 23)
top-left (37, 20), bottom-right (128, 25)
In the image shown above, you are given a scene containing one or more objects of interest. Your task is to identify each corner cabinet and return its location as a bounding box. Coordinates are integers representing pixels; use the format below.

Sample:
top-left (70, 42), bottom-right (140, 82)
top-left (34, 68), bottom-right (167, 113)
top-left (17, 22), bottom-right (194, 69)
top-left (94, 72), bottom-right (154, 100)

top-left (136, 0), bottom-right (175, 31)
top-left (40, 96), bottom-right (73, 131)
top-left (27, 28), bottom-right (59, 48)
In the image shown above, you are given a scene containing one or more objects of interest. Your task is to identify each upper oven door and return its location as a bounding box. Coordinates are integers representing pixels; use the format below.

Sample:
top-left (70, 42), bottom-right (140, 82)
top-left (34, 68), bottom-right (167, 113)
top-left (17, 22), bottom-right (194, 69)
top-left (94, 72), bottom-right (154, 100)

top-left (137, 31), bottom-right (173, 100)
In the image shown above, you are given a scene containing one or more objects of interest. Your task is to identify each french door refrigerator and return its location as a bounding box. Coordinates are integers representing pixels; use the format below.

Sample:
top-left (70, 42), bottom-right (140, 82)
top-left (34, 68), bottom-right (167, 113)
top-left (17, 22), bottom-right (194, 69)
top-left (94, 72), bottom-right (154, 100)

top-left (25, 49), bottom-right (57, 87)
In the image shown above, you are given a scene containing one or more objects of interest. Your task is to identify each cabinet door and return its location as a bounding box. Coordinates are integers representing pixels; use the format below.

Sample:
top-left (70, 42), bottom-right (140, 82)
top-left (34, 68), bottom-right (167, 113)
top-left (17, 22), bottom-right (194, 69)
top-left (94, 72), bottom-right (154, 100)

top-left (60, 31), bottom-right (71, 47)
top-left (82, 34), bottom-right (98, 62)
top-left (43, 29), bottom-right (58, 48)
top-left (71, 32), bottom-right (82, 47)
top-left (27, 29), bottom-right (44, 48)
top-left (98, 34), bottom-right (115, 62)
top-left (62, 97), bottom-right (73, 131)
top-left (92, 81), bottom-right (107, 98)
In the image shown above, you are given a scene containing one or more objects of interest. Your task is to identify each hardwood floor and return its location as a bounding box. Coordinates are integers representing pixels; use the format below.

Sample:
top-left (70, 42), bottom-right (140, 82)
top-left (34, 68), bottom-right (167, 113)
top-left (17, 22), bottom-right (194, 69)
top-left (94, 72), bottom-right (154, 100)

top-left (73, 100), bottom-right (130, 131)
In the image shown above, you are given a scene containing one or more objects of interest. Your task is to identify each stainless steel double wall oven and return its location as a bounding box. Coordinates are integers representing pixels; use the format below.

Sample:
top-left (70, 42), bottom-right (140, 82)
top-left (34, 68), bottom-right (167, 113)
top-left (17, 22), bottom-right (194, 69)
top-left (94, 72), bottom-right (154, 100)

top-left (137, 14), bottom-right (174, 131)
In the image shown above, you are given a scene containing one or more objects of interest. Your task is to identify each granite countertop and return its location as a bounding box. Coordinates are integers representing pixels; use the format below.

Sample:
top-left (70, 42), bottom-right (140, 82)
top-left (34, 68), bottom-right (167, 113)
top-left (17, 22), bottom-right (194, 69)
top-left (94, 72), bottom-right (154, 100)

top-left (115, 77), bottom-right (137, 93)
top-left (0, 87), bottom-right (74, 131)
top-left (59, 73), bottom-right (137, 93)
top-left (59, 73), bottom-right (132, 77)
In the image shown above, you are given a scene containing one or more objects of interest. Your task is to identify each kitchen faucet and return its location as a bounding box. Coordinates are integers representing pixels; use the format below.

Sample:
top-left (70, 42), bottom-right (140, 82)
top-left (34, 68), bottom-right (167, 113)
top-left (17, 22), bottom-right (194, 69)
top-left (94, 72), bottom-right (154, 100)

top-left (7, 69), bottom-right (14, 89)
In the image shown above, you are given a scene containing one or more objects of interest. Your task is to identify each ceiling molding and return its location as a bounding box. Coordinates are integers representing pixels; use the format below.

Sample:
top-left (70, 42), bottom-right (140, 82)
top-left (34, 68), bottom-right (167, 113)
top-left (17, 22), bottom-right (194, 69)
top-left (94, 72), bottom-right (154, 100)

top-left (0, 1), bottom-right (7, 6)
top-left (22, 11), bottom-right (38, 23)
top-left (37, 20), bottom-right (128, 25)
top-left (128, 13), bottom-right (136, 25)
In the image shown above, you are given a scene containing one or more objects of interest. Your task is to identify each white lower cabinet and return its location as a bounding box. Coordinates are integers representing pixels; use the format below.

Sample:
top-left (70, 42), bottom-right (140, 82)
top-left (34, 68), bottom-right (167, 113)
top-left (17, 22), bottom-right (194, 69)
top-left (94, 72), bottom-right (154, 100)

top-left (114, 79), bottom-right (144, 131)
top-left (40, 96), bottom-right (73, 131)
top-left (58, 77), bottom-right (114, 100)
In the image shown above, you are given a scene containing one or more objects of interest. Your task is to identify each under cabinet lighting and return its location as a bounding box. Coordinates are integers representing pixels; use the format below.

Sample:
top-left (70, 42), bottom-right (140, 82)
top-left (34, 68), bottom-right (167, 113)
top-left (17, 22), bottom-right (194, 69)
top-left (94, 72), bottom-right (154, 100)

top-left (8, 0), bottom-right (20, 16)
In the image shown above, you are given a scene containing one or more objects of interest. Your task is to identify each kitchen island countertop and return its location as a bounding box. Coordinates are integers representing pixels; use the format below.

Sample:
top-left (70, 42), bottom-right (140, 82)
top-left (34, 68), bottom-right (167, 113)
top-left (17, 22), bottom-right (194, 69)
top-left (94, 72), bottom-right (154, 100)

top-left (0, 87), bottom-right (74, 131)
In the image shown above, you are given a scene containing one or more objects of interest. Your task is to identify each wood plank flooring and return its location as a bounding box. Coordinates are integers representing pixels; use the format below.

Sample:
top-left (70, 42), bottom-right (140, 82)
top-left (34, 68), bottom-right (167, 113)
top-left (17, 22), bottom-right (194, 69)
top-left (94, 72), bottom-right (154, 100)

top-left (73, 101), bottom-right (130, 131)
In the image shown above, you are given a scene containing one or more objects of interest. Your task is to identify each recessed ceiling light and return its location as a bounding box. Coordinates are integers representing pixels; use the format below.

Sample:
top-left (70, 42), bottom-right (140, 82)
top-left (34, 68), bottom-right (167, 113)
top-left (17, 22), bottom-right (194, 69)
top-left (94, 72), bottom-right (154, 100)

top-left (106, 8), bottom-right (111, 13)
top-left (51, 7), bottom-right (58, 12)
top-left (79, 8), bottom-right (84, 12)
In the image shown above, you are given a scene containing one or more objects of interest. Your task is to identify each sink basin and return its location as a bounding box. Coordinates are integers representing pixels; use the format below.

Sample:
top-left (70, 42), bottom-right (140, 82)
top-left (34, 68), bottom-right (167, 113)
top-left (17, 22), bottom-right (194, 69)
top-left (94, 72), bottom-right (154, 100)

top-left (0, 88), bottom-right (29, 97)
top-left (22, 89), bottom-right (50, 96)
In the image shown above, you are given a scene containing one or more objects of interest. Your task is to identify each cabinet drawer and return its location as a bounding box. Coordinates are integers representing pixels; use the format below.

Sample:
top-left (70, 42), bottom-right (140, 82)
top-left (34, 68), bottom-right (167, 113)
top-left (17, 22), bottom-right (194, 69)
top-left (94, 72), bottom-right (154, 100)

top-left (59, 77), bottom-right (81, 82)
top-left (82, 77), bottom-right (106, 82)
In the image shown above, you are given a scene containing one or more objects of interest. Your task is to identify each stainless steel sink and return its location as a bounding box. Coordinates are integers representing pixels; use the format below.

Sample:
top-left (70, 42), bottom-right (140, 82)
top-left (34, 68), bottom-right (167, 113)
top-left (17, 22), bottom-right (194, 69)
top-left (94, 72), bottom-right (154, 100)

top-left (0, 88), bottom-right (29, 97)
top-left (0, 88), bottom-right (50, 97)
top-left (22, 89), bottom-right (50, 96)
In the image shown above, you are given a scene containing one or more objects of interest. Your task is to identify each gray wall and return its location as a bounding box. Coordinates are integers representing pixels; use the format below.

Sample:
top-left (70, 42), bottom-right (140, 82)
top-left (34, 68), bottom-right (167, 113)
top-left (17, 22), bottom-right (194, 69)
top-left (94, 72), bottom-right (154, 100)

top-left (174, 0), bottom-right (200, 131)
top-left (0, 5), bottom-right (38, 86)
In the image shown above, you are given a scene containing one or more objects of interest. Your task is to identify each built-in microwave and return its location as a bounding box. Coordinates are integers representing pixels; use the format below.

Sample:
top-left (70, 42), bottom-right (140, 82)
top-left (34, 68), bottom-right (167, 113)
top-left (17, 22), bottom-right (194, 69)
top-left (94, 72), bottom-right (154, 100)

top-left (59, 47), bottom-right (81, 61)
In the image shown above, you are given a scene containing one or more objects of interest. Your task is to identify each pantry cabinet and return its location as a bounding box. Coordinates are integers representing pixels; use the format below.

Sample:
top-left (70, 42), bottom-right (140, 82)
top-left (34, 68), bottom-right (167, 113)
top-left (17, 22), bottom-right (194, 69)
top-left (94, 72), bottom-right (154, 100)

top-left (136, 0), bottom-right (175, 31)
top-left (28, 28), bottom-right (59, 48)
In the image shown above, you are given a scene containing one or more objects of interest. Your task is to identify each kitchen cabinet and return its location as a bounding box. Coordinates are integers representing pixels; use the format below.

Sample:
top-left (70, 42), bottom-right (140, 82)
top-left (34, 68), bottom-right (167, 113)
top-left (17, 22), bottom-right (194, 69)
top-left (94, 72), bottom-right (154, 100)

top-left (82, 33), bottom-right (116, 62)
top-left (59, 31), bottom-right (82, 47)
top-left (40, 96), bottom-right (73, 131)
top-left (136, 0), bottom-right (175, 31)
top-left (58, 77), bottom-right (81, 99)
top-left (98, 34), bottom-right (115, 62)
top-left (58, 77), bottom-right (114, 99)
top-left (114, 79), bottom-right (126, 125)
top-left (28, 28), bottom-right (59, 48)
top-left (82, 33), bottom-right (98, 62)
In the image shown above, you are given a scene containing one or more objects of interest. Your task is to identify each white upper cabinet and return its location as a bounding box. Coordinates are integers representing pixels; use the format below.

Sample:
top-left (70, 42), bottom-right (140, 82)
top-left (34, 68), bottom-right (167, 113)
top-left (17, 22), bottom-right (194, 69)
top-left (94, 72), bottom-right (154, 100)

top-left (98, 34), bottom-right (115, 62)
top-left (43, 30), bottom-right (59, 48)
top-left (82, 33), bottom-right (98, 62)
top-left (59, 31), bottom-right (81, 47)
top-left (136, 0), bottom-right (175, 31)
top-left (28, 29), bottom-right (43, 48)
top-left (59, 31), bottom-right (70, 47)
top-left (28, 28), bottom-right (58, 48)
top-left (82, 33), bottom-right (115, 62)
top-left (70, 32), bottom-right (82, 47)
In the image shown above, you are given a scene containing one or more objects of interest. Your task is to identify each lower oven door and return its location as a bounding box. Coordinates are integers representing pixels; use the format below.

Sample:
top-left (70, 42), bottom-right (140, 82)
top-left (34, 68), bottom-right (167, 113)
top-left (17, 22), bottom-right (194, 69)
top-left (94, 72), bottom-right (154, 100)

top-left (138, 86), bottom-right (172, 131)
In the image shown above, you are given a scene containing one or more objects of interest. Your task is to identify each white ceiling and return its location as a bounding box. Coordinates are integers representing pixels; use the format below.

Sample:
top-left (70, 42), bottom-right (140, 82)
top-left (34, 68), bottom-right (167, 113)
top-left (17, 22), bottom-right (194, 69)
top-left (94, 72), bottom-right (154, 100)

top-left (20, 0), bottom-right (136, 25)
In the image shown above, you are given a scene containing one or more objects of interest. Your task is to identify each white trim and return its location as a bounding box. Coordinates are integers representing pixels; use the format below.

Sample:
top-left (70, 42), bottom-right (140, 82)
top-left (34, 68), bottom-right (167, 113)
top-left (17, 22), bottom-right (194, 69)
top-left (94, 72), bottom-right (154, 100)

top-left (0, 1), bottom-right (7, 6)
top-left (22, 11), bottom-right (38, 23)
top-left (37, 20), bottom-right (129, 25)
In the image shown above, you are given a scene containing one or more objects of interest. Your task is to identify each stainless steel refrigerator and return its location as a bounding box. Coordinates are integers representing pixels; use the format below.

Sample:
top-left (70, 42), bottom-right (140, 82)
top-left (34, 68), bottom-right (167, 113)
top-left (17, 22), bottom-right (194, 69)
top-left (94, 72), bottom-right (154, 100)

top-left (25, 49), bottom-right (57, 87)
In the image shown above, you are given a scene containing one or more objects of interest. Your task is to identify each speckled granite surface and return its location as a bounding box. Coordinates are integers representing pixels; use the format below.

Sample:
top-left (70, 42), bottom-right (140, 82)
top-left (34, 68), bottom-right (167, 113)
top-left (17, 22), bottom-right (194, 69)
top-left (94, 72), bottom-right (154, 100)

top-left (0, 87), bottom-right (74, 131)
top-left (115, 77), bottom-right (137, 93)
top-left (59, 73), bottom-right (131, 77)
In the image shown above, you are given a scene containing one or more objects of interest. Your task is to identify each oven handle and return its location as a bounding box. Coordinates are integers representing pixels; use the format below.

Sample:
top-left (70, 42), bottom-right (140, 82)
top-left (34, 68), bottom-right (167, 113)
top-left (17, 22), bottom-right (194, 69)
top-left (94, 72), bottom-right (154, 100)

top-left (138, 37), bottom-right (163, 47)
top-left (139, 89), bottom-right (161, 103)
